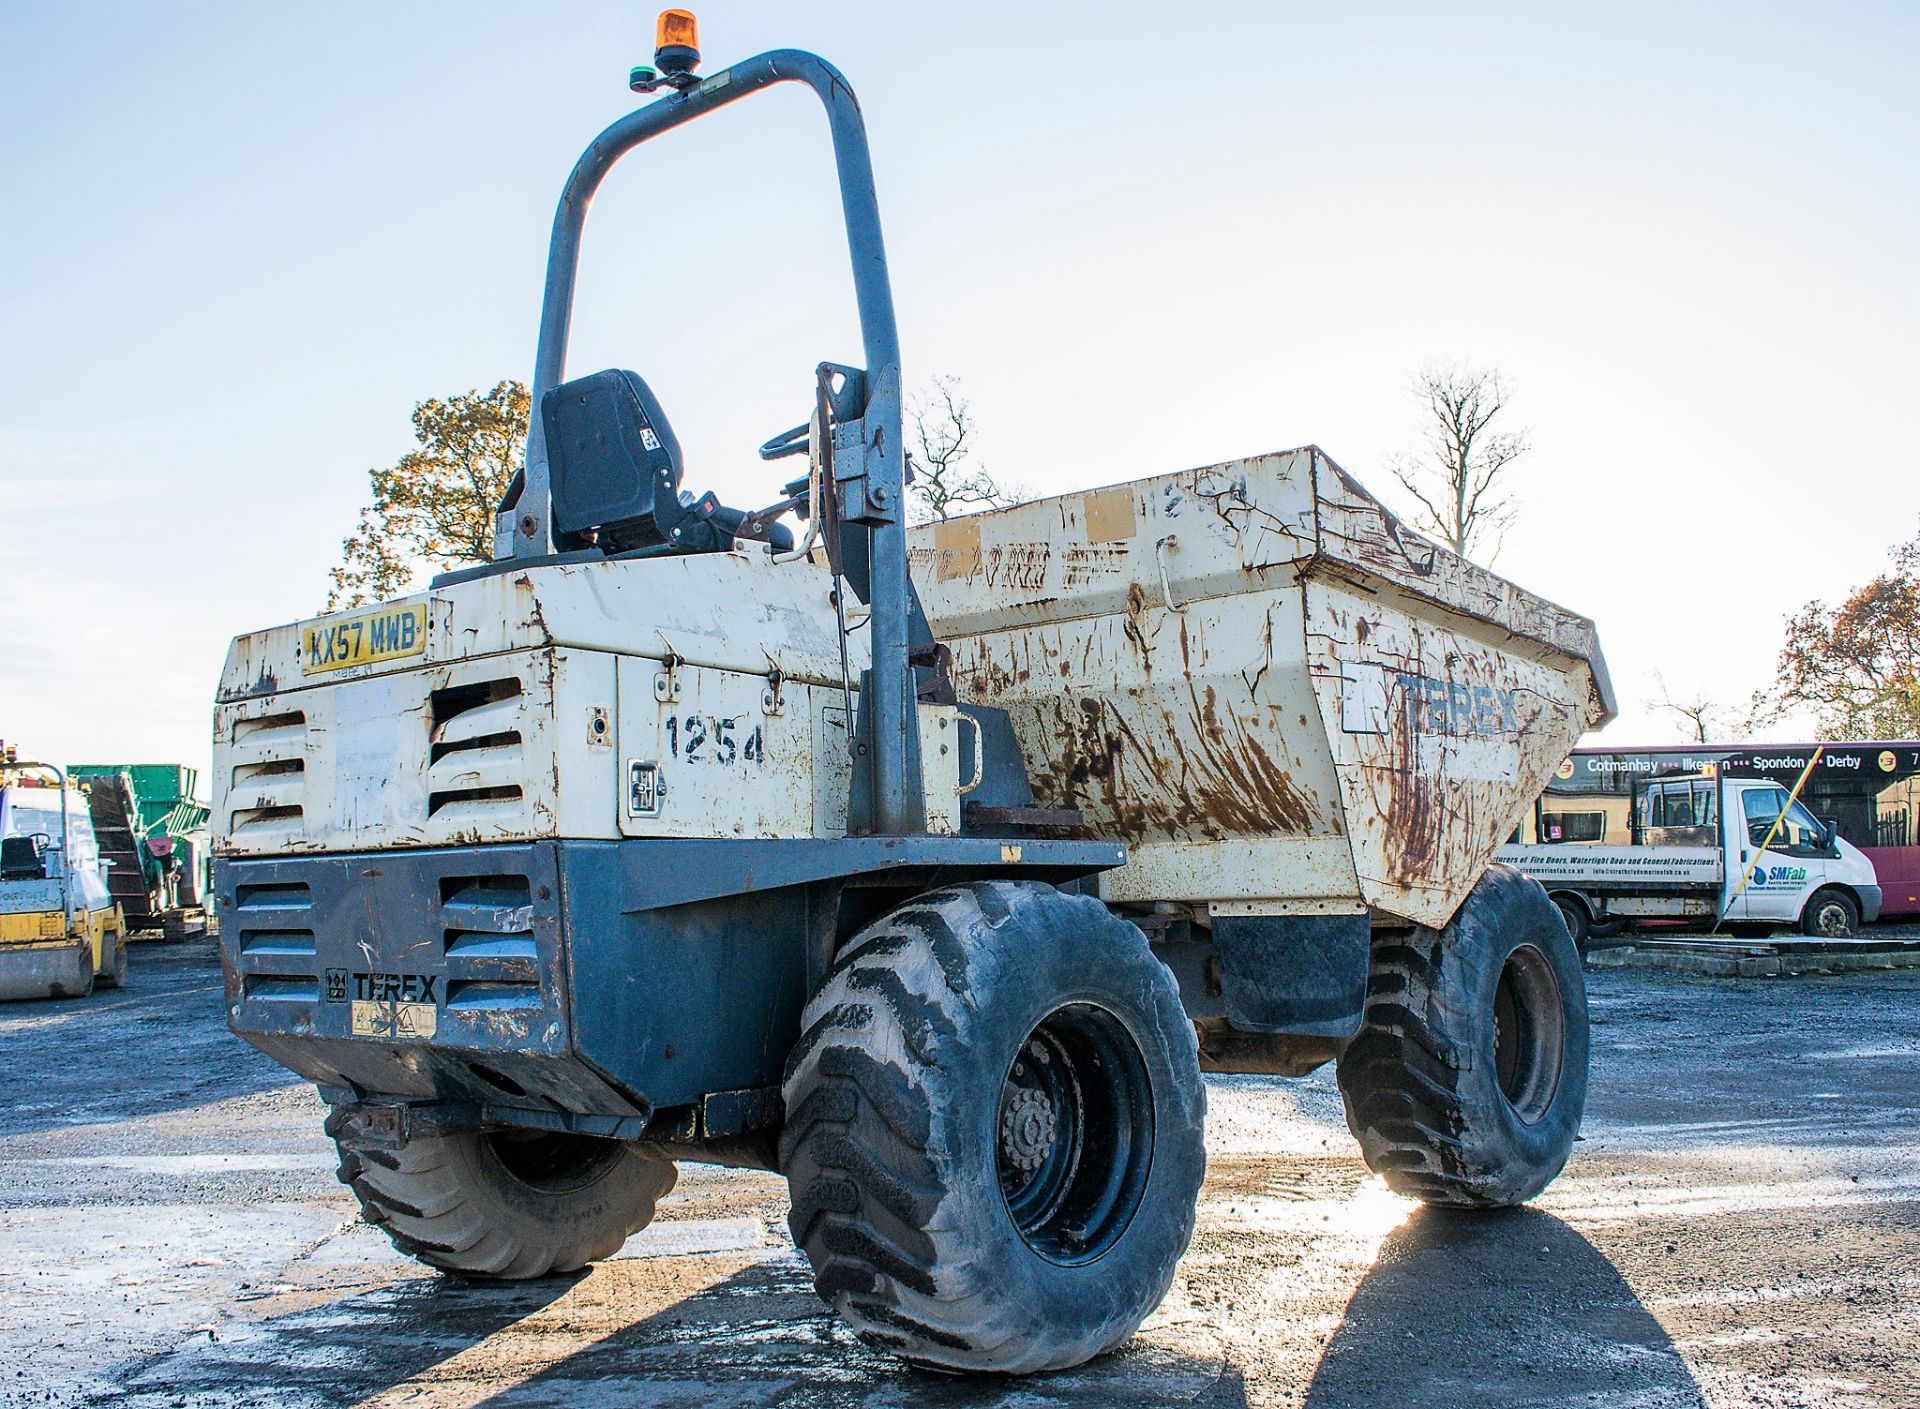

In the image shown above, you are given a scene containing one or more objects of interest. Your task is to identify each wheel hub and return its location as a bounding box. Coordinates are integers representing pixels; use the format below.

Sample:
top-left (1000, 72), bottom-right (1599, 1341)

top-left (999, 1087), bottom-right (1059, 1173)
top-left (994, 1004), bottom-right (1155, 1266)
top-left (1492, 943), bottom-right (1566, 1126)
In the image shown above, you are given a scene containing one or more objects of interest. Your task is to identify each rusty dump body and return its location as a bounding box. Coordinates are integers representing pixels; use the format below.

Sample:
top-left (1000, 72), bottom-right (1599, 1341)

top-left (911, 446), bottom-right (1616, 931)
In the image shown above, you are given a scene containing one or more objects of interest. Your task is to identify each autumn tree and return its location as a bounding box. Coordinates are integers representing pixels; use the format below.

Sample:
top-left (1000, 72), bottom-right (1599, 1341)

top-left (1390, 362), bottom-right (1531, 562)
top-left (327, 381), bottom-right (528, 610)
top-left (1766, 525), bottom-right (1920, 739)
top-left (907, 375), bottom-right (1023, 524)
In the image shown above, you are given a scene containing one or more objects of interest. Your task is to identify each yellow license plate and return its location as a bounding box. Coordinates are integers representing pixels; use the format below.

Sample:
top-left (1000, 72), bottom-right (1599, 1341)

top-left (303, 604), bottom-right (428, 675)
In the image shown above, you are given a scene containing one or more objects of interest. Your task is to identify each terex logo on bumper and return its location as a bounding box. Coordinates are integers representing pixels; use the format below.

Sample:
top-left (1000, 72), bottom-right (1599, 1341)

top-left (324, 969), bottom-right (438, 1041)
top-left (1340, 661), bottom-right (1521, 738)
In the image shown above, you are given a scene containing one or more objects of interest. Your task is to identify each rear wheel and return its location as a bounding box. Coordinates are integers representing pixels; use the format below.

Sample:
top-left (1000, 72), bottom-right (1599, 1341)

top-left (48, 941), bottom-right (94, 999)
top-left (780, 881), bottom-right (1206, 1374)
top-left (327, 1112), bottom-right (676, 1278)
top-left (1337, 864), bottom-right (1588, 1207)
top-left (1551, 893), bottom-right (1591, 955)
top-left (96, 931), bottom-right (128, 989)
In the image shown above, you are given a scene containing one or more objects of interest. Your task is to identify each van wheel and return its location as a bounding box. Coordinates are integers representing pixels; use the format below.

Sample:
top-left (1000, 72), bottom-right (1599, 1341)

top-left (327, 1112), bottom-right (676, 1278)
top-left (780, 881), bottom-right (1206, 1374)
top-left (1801, 889), bottom-right (1860, 939)
top-left (1550, 894), bottom-right (1591, 955)
top-left (1337, 864), bottom-right (1589, 1207)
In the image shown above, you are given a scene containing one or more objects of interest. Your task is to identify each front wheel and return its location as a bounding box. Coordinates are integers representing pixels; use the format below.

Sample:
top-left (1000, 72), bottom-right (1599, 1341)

top-left (328, 1112), bottom-right (676, 1279)
top-left (780, 881), bottom-right (1206, 1375)
top-left (1801, 889), bottom-right (1860, 938)
top-left (1337, 864), bottom-right (1589, 1207)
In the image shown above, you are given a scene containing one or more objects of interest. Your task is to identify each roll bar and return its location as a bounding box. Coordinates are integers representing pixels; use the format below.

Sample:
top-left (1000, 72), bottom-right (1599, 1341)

top-left (3, 762), bottom-right (74, 938)
top-left (502, 49), bottom-right (919, 835)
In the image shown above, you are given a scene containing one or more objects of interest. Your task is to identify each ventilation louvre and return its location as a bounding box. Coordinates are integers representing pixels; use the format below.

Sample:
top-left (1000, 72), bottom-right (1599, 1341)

top-left (227, 711), bottom-right (308, 842)
top-left (427, 681), bottom-right (527, 821)
top-left (233, 879), bottom-right (317, 989)
top-left (442, 875), bottom-right (541, 999)
top-left (242, 974), bottom-right (318, 1003)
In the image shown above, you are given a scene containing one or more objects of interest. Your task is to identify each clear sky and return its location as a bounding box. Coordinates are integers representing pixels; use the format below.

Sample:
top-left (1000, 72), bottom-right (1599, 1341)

top-left (3, 2), bottom-right (1916, 788)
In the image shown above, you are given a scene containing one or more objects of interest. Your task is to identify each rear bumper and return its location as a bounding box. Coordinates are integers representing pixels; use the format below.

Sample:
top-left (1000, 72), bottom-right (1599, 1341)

top-left (217, 834), bottom-right (1123, 1130)
top-left (218, 842), bottom-right (649, 1120)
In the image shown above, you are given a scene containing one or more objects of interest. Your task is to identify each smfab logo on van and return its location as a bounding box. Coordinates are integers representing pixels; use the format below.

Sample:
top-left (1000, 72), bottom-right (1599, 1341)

top-left (1749, 865), bottom-right (1808, 890)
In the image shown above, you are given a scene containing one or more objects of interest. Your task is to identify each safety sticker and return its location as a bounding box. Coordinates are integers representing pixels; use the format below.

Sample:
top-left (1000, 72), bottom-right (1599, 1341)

top-left (351, 1000), bottom-right (438, 1040)
top-left (330, 971), bottom-right (440, 1041)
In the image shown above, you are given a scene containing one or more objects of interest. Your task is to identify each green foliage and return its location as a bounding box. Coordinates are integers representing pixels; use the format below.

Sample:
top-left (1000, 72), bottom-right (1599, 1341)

top-left (1769, 525), bottom-right (1920, 739)
top-left (326, 381), bottom-right (529, 610)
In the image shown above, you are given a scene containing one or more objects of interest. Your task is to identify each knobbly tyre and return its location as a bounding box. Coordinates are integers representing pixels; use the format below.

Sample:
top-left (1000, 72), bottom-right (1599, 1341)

top-left (211, 13), bottom-right (1614, 1375)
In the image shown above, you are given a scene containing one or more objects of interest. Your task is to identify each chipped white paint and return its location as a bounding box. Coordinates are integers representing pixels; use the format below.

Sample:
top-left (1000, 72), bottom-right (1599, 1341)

top-left (212, 448), bottom-right (1604, 923)
top-left (911, 446), bottom-right (1611, 927)
top-left (210, 549), bottom-right (998, 855)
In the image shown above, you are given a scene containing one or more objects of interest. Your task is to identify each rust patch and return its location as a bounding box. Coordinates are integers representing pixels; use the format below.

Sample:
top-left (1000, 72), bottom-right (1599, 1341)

top-left (1033, 688), bottom-right (1321, 846)
top-left (983, 543), bottom-right (1050, 593)
top-left (1062, 544), bottom-right (1129, 589)
top-left (1121, 583), bottom-right (1153, 666)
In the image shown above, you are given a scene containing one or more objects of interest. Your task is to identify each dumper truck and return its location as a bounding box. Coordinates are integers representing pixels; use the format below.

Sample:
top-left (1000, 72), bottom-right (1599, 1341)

top-left (210, 14), bottom-right (1613, 1375)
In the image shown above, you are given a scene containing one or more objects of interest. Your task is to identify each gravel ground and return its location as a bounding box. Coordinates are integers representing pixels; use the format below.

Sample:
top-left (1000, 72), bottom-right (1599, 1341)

top-left (1, 936), bottom-right (1914, 1408)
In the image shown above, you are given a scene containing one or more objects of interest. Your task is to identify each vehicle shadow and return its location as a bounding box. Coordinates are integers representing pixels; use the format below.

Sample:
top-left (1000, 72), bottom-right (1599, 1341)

top-left (0, 937), bottom-right (302, 1141)
top-left (103, 1269), bottom-right (589, 1407)
top-left (1302, 1205), bottom-right (1705, 1408)
top-left (107, 1252), bottom-right (1249, 1408)
top-left (466, 1255), bottom-right (1251, 1409)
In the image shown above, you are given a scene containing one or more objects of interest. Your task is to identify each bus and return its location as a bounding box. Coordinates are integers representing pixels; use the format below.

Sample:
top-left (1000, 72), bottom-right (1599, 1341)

top-left (1517, 741), bottom-right (1920, 920)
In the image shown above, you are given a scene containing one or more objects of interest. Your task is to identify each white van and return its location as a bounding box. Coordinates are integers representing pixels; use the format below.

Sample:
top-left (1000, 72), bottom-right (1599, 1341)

top-left (1498, 771), bottom-right (1882, 946)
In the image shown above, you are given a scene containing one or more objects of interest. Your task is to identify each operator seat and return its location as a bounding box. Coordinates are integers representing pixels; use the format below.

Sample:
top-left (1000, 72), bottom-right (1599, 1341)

top-left (0, 835), bottom-right (46, 881)
top-left (542, 369), bottom-right (790, 555)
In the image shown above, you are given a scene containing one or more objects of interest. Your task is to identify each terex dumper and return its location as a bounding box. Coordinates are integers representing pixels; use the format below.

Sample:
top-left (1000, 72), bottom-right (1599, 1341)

top-left (211, 16), bottom-right (1614, 1375)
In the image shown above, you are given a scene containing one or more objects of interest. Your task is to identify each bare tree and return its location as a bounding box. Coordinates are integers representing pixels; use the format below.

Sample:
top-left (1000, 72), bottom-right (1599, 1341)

top-left (1390, 362), bottom-right (1531, 561)
top-left (908, 375), bottom-right (1023, 523)
top-left (1649, 673), bottom-right (1727, 744)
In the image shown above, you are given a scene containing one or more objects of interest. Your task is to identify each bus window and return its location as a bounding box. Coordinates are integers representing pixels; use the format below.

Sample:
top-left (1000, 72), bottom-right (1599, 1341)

top-left (1645, 787), bottom-right (1671, 828)
top-left (1541, 811), bottom-right (1604, 842)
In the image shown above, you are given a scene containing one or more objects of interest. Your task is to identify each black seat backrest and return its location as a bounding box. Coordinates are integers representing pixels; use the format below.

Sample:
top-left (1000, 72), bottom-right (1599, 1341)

top-left (0, 835), bottom-right (45, 881)
top-left (543, 370), bottom-right (696, 554)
